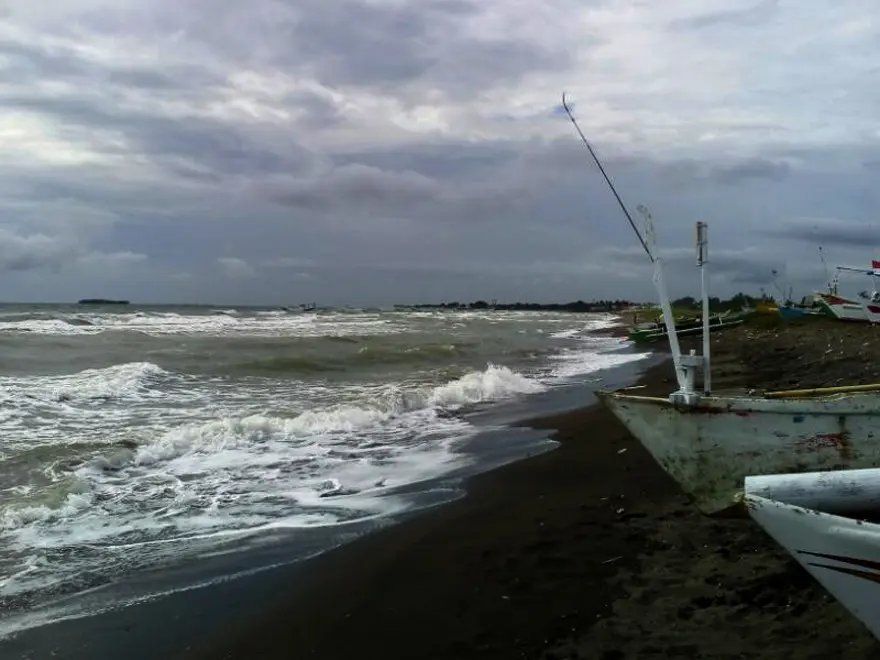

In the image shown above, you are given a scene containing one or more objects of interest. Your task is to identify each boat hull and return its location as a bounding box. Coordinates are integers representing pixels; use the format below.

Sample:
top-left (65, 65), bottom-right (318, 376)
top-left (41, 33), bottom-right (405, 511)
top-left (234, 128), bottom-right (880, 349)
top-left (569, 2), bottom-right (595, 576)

top-left (628, 318), bottom-right (744, 344)
top-left (865, 302), bottom-right (880, 324)
top-left (744, 484), bottom-right (880, 641)
top-left (596, 391), bottom-right (880, 514)
top-left (744, 468), bottom-right (880, 516)
top-left (815, 293), bottom-right (869, 322)
top-left (777, 305), bottom-right (821, 320)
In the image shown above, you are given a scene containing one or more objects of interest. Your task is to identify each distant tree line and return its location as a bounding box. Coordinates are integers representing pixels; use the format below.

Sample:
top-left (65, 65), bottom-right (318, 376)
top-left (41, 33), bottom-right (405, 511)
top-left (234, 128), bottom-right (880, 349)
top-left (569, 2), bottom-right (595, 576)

top-left (671, 291), bottom-right (774, 312)
top-left (404, 291), bottom-right (774, 314)
top-left (409, 299), bottom-right (637, 312)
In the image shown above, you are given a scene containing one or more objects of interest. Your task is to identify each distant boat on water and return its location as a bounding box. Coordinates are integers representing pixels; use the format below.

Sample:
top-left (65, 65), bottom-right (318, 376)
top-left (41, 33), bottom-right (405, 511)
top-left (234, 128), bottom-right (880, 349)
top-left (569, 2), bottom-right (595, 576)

top-left (77, 299), bottom-right (130, 305)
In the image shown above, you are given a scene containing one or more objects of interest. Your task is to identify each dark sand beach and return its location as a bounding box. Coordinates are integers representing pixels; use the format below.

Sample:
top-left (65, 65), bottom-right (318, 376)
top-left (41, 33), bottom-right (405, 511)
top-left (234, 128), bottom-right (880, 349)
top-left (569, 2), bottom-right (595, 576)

top-left (181, 315), bottom-right (880, 660)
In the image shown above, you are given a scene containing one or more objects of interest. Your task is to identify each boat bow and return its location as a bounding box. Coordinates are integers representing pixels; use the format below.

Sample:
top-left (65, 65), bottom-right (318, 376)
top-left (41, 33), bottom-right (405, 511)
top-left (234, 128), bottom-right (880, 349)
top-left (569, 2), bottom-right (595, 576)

top-left (744, 477), bottom-right (880, 641)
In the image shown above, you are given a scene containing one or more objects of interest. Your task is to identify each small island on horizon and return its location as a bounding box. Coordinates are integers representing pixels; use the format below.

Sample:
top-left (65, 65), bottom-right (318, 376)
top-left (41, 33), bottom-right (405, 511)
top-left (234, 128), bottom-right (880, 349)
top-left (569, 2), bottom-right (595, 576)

top-left (77, 299), bottom-right (131, 305)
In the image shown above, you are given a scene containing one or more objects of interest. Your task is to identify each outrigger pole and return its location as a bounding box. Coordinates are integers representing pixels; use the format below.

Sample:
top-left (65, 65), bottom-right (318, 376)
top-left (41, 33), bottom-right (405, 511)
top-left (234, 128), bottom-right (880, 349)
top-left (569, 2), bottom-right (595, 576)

top-left (560, 93), bottom-right (695, 396)
top-left (560, 93), bottom-right (652, 260)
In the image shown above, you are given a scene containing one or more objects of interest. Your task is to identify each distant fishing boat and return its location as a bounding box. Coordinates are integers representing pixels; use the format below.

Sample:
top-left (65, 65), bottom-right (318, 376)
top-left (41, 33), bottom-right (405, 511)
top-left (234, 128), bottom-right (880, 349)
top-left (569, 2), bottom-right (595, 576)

top-left (777, 305), bottom-right (807, 319)
top-left (743, 469), bottom-right (880, 641)
top-left (280, 302), bottom-right (317, 312)
top-left (814, 261), bottom-right (880, 323)
top-left (776, 303), bottom-right (822, 320)
top-left (627, 310), bottom-right (745, 344)
top-left (767, 265), bottom-right (822, 320)
top-left (815, 292), bottom-right (870, 322)
top-left (755, 300), bottom-right (779, 314)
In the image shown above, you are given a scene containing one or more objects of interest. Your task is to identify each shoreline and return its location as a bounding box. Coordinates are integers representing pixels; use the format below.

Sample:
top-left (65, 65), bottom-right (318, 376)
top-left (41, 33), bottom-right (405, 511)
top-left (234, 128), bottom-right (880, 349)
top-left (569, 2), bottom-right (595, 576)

top-left (10, 315), bottom-right (880, 659)
top-left (178, 358), bottom-right (681, 660)
top-left (0, 327), bottom-right (653, 660)
top-left (179, 317), bottom-right (880, 660)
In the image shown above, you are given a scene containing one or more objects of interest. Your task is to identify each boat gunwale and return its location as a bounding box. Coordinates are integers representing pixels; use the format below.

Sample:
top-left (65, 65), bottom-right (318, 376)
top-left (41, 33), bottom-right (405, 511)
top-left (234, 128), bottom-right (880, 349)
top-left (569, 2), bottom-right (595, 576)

top-left (744, 493), bottom-right (880, 535)
top-left (595, 389), bottom-right (880, 406)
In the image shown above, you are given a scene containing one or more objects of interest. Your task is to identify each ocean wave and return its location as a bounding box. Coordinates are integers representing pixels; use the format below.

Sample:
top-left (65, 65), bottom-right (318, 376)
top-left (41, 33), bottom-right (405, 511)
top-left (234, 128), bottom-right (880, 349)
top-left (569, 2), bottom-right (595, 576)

top-left (0, 362), bottom-right (544, 544)
top-left (108, 363), bottom-right (544, 470)
top-left (0, 309), bottom-right (395, 338)
top-left (0, 308), bottom-right (645, 630)
top-left (224, 342), bottom-right (474, 375)
top-left (0, 362), bottom-right (172, 405)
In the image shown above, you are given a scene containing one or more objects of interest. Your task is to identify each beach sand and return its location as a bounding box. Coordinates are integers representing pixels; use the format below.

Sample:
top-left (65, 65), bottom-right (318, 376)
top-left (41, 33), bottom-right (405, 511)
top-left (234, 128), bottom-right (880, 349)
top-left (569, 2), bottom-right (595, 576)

top-left (182, 315), bottom-right (880, 660)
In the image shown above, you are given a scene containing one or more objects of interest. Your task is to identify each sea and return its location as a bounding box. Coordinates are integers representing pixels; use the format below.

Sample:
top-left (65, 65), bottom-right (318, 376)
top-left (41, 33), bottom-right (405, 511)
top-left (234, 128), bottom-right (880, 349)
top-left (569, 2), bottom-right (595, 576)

top-left (0, 303), bottom-right (650, 643)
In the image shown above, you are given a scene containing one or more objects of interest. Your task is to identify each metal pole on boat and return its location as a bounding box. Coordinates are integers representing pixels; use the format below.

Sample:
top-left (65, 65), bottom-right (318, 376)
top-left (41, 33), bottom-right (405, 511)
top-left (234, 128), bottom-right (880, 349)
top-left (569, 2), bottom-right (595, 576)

top-left (696, 222), bottom-right (711, 395)
top-left (559, 93), bottom-right (687, 393)
top-left (638, 206), bottom-right (686, 392)
top-left (560, 94), bottom-right (653, 261)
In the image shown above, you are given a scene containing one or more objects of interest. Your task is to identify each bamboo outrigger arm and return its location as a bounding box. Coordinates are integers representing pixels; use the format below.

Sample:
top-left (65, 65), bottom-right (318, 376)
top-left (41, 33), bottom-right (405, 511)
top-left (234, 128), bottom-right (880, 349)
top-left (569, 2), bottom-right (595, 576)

top-left (764, 382), bottom-right (880, 399)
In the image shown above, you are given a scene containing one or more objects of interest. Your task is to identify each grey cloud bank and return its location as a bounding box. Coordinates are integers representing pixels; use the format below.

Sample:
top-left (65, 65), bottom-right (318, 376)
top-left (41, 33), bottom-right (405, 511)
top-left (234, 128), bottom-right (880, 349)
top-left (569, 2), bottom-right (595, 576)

top-left (0, 0), bottom-right (878, 305)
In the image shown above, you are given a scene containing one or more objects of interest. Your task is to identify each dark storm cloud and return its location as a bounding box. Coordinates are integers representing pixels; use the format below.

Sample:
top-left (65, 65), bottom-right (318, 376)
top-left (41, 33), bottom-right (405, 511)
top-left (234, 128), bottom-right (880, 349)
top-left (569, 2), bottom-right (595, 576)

top-left (0, 29), bottom-right (325, 181)
top-left (0, 0), bottom-right (876, 305)
top-left (335, 142), bottom-right (519, 180)
top-left (0, 36), bottom-right (222, 91)
top-left (670, 0), bottom-right (780, 31)
top-left (0, 231), bottom-right (79, 272)
top-left (426, 39), bottom-right (569, 95)
top-left (709, 157), bottom-right (791, 184)
top-left (600, 244), bottom-right (779, 285)
top-left (266, 159), bottom-right (540, 224)
top-left (286, 0), bottom-right (569, 91)
top-left (291, 1), bottom-right (438, 86)
top-left (0, 90), bottom-right (317, 178)
top-left (270, 164), bottom-right (441, 210)
top-left (0, 228), bottom-right (146, 274)
top-left (761, 217), bottom-right (880, 249)
top-left (283, 91), bottom-right (346, 130)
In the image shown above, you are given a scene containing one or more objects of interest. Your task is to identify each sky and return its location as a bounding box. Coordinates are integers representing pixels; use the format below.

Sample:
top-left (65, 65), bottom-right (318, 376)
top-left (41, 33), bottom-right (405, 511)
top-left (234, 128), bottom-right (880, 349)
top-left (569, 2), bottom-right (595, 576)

top-left (0, 0), bottom-right (878, 306)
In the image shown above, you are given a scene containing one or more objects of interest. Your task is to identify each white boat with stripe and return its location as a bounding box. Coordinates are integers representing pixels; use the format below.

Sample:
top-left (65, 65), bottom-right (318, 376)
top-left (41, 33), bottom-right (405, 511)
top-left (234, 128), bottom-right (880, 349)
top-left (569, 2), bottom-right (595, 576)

top-left (815, 262), bottom-right (880, 323)
top-left (743, 469), bottom-right (880, 641)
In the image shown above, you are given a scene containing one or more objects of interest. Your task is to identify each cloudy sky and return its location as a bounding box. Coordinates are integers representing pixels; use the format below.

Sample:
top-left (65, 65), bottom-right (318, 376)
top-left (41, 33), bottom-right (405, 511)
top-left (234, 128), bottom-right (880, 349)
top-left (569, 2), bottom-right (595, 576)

top-left (0, 0), bottom-right (878, 305)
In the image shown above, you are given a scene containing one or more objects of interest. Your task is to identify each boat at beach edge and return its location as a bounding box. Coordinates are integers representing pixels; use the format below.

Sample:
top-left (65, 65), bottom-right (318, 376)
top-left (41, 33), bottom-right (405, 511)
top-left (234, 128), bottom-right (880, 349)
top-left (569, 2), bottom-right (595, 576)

top-left (742, 468), bottom-right (880, 641)
top-left (595, 385), bottom-right (880, 515)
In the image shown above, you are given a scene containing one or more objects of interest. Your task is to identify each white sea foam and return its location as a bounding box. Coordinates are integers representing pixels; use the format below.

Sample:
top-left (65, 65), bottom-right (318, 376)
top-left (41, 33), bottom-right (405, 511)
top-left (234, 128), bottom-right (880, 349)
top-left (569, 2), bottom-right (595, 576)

top-left (0, 310), bottom-right (396, 338)
top-left (0, 361), bottom-right (562, 608)
top-left (0, 308), bottom-right (649, 636)
top-left (548, 327), bottom-right (583, 339)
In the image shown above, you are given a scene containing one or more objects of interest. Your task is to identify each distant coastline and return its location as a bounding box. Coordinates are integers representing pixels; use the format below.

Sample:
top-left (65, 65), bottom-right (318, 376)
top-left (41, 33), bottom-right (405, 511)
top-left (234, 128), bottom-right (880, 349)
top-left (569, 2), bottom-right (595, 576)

top-left (399, 299), bottom-right (636, 313)
top-left (77, 299), bottom-right (130, 305)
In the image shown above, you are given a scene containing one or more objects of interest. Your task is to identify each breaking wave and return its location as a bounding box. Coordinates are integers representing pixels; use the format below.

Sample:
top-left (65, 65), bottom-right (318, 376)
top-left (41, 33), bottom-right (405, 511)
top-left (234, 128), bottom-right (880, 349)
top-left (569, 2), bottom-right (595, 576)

top-left (0, 306), bottom-right (649, 637)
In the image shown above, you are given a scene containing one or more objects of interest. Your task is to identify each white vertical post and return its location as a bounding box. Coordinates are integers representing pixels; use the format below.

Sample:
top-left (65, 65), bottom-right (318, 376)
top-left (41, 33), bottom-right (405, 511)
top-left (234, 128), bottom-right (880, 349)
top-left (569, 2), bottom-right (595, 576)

top-left (696, 222), bottom-right (711, 395)
top-left (639, 206), bottom-right (686, 392)
top-left (654, 254), bottom-right (686, 388)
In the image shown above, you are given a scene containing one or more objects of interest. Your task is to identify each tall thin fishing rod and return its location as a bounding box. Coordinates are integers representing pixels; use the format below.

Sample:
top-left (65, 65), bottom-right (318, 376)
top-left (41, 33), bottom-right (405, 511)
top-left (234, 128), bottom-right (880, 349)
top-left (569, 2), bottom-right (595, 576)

top-left (561, 92), bottom-right (653, 262)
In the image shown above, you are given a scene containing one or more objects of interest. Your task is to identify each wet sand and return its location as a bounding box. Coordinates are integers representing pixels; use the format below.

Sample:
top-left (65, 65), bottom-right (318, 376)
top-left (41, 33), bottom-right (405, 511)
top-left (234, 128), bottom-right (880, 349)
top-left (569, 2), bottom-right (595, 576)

top-left (183, 315), bottom-right (880, 660)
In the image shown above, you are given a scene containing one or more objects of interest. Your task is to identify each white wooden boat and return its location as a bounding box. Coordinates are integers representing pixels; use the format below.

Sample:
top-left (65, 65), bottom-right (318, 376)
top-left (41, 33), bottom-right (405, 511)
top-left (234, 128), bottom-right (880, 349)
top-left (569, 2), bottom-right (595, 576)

top-left (814, 264), bottom-right (880, 323)
top-left (743, 469), bottom-right (880, 641)
top-left (559, 102), bottom-right (880, 521)
top-left (814, 292), bottom-right (868, 322)
top-left (595, 220), bottom-right (880, 515)
top-left (597, 385), bottom-right (880, 515)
